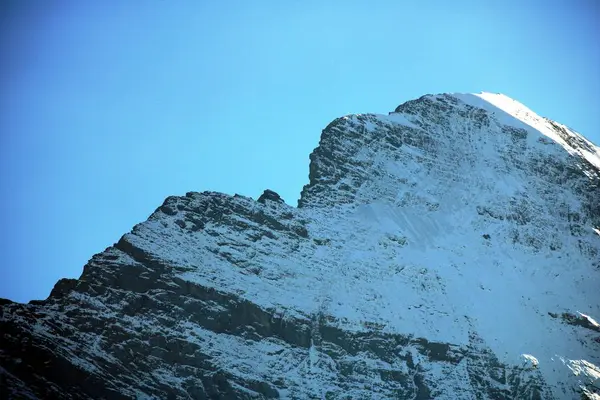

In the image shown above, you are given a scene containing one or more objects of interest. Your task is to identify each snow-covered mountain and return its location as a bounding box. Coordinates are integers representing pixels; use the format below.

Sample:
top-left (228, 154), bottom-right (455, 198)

top-left (1, 92), bottom-right (599, 399)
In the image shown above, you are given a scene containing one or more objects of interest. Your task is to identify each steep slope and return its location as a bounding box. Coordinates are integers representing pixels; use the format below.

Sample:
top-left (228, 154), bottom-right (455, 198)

top-left (1, 92), bottom-right (599, 399)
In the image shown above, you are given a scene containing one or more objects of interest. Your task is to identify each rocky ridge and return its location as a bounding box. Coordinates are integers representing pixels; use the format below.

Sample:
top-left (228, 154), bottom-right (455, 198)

top-left (1, 92), bottom-right (599, 399)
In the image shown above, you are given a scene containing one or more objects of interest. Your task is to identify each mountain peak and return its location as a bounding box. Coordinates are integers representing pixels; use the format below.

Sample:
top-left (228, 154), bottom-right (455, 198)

top-left (300, 91), bottom-right (599, 211)
top-left (1, 92), bottom-right (599, 399)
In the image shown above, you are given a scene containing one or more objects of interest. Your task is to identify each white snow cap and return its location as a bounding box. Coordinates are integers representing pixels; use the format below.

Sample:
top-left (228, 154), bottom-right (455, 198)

top-left (452, 91), bottom-right (600, 170)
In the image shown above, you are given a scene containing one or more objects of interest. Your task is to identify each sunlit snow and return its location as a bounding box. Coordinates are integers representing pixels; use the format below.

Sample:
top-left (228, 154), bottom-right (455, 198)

top-left (111, 92), bottom-right (600, 398)
top-left (5, 92), bottom-right (597, 399)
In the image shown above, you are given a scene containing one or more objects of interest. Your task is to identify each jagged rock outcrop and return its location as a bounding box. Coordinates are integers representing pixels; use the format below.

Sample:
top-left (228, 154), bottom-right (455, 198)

top-left (1, 92), bottom-right (599, 399)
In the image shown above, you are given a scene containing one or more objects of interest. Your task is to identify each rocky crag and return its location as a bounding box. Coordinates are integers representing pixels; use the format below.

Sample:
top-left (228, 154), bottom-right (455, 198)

top-left (1, 93), bottom-right (599, 399)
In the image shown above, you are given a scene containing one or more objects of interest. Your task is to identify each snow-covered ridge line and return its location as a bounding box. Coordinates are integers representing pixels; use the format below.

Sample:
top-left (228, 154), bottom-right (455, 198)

top-left (1, 91), bottom-right (599, 399)
top-left (459, 92), bottom-right (600, 169)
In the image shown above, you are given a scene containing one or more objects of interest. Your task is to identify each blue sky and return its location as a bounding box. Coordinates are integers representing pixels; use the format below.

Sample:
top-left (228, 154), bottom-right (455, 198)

top-left (1, 1), bottom-right (599, 303)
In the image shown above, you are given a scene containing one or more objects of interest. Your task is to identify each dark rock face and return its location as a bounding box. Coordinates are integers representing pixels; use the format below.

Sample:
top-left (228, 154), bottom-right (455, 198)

top-left (258, 190), bottom-right (285, 205)
top-left (0, 291), bottom-right (549, 399)
top-left (1, 93), bottom-right (599, 399)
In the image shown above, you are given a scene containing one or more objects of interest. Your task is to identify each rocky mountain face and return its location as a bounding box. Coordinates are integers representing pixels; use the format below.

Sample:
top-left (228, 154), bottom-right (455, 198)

top-left (1, 92), bottom-right (599, 399)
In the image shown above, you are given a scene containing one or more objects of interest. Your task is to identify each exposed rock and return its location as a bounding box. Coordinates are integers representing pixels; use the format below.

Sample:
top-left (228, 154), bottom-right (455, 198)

top-left (1, 92), bottom-right (599, 399)
top-left (258, 189), bottom-right (285, 205)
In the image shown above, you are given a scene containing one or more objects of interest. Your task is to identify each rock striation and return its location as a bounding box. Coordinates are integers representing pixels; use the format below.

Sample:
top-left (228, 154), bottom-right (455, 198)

top-left (1, 92), bottom-right (599, 399)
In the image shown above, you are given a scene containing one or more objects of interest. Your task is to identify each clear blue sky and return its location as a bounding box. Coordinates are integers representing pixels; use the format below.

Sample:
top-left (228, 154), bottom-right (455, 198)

top-left (1, 1), bottom-right (599, 303)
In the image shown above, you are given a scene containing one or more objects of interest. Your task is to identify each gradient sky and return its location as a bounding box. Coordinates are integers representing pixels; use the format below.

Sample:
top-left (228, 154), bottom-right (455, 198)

top-left (1, 1), bottom-right (599, 303)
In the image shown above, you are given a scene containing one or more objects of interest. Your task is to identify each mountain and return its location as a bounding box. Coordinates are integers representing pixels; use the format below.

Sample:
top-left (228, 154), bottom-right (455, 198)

top-left (1, 92), bottom-right (599, 399)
